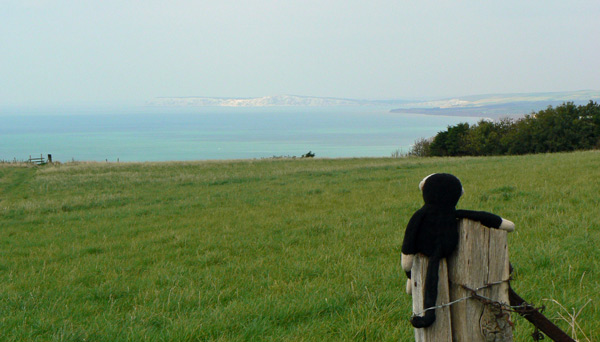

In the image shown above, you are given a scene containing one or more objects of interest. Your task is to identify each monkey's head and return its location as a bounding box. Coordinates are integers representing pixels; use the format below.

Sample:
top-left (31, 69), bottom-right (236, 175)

top-left (419, 173), bottom-right (463, 207)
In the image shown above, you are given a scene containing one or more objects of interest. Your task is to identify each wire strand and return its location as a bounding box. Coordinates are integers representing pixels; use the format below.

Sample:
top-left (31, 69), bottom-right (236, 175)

top-left (411, 279), bottom-right (531, 316)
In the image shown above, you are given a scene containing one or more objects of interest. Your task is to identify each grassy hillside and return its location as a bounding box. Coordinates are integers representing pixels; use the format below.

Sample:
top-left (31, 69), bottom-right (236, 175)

top-left (1, 151), bottom-right (599, 341)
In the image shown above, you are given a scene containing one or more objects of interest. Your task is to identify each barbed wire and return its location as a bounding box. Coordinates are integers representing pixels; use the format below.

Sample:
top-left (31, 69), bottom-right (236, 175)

top-left (412, 278), bottom-right (539, 317)
top-left (412, 295), bottom-right (473, 316)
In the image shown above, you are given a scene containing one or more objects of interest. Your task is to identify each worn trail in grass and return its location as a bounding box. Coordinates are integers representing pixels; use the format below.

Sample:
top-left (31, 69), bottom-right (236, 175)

top-left (1, 152), bottom-right (599, 341)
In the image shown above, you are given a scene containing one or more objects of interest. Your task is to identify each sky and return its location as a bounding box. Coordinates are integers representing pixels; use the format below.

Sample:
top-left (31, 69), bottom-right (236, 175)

top-left (1, 0), bottom-right (599, 106)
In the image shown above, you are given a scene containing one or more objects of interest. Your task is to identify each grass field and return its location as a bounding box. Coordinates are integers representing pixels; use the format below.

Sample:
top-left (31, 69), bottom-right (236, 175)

top-left (1, 151), bottom-right (599, 341)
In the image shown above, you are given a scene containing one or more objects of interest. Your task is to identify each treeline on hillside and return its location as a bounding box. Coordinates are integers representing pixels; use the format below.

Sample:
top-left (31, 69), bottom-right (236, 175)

top-left (410, 101), bottom-right (600, 157)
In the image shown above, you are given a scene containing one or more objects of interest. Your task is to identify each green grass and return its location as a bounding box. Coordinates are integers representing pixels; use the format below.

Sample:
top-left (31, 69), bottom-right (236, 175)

top-left (1, 151), bottom-right (599, 341)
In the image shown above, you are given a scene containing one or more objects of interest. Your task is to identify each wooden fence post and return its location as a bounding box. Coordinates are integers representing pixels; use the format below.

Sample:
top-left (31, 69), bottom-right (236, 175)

top-left (412, 255), bottom-right (452, 341)
top-left (412, 219), bottom-right (513, 341)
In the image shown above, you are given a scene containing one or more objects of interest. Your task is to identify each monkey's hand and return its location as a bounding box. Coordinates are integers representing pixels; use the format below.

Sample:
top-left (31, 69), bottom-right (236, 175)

top-left (499, 218), bottom-right (515, 232)
top-left (401, 253), bottom-right (414, 273)
top-left (401, 253), bottom-right (414, 295)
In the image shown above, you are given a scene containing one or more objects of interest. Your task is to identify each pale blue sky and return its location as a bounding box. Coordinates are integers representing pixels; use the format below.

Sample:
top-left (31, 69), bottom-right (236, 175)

top-left (1, 0), bottom-right (599, 106)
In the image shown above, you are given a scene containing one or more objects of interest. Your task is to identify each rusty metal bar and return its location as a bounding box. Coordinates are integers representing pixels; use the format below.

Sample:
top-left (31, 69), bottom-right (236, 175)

top-left (508, 286), bottom-right (575, 342)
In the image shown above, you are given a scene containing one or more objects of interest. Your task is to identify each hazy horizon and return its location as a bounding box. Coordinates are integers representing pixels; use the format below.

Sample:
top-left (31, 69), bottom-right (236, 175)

top-left (2, 1), bottom-right (600, 107)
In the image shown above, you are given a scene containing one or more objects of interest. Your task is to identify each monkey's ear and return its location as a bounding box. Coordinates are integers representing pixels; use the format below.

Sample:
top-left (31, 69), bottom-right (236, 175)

top-left (419, 174), bottom-right (435, 191)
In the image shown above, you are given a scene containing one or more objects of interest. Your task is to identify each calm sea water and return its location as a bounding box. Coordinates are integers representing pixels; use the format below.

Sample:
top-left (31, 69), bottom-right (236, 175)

top-left (0, 106), bottom-right (481, 162)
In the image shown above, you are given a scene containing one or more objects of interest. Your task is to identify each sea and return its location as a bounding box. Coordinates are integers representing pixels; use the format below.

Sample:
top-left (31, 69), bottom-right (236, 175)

top-left (0, 106), bottom-right (482, 162)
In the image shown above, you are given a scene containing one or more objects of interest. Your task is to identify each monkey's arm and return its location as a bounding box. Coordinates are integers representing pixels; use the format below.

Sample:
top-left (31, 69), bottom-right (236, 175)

top-left (456, 209), bottom-right (515, 232)
top-left (401, 208), bottom-right (426, 295)
top-left (401, 208), bottom-right (426, 277)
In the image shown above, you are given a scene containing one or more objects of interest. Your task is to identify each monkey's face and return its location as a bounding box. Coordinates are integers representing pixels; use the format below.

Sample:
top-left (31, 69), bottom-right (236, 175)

top-left (419, 173), bottom-right (463, 207)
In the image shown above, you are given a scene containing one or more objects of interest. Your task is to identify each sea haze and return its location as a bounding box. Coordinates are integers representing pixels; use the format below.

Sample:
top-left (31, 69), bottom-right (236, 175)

top-left (0, 106), bottom-right (482, 162)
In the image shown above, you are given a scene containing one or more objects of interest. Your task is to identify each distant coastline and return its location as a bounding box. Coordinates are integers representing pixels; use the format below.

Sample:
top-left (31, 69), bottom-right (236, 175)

top-left (148, 90), bottom-right (600, 121)
top-left (147, 94), bottom-right (408, 108)
top-left (391, 90), bottom-right (600, 120)
top-left (389, 101), bottom-right (555, 120)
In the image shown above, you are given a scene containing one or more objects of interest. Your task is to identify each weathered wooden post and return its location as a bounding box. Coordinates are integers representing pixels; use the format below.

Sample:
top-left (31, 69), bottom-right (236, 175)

top-left (448, 219), bottom-right (512, 341)
top-left (412, 255), bottom-right (452, 341)
top-left (411, 219), bottom-right (513, 341)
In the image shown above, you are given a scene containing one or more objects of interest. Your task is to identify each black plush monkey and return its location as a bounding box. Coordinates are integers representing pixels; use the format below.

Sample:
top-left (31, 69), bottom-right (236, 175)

top-left (401, 173), bottom-right (515, 328)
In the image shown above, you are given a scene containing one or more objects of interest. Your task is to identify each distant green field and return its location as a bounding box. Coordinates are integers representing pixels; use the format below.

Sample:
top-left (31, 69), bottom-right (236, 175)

top-left (1, 151), bottom-right (598, 341)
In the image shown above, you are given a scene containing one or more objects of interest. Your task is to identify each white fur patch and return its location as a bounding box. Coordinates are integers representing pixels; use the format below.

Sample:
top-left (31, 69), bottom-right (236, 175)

top-left (401, 253), bottom-right (414, 272)
top-left (499, 218), bottom-right (515, 232)
top-left (406, 278), bottom-right (412, 295)
top-left (419, 174), bottom-right (435, 191)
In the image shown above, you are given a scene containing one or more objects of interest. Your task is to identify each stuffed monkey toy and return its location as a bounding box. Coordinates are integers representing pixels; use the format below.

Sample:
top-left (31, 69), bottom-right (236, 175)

top-left (401, 173), bottom-right (515, 328)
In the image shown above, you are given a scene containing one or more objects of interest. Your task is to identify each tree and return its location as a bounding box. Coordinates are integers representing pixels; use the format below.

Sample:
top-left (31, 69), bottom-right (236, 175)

top-left (409, 137), bottom-right (432, 157)
top-left (419, 101), bottom-right (600, 157)
top-left (429, 123), bottom-right (471, 156)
